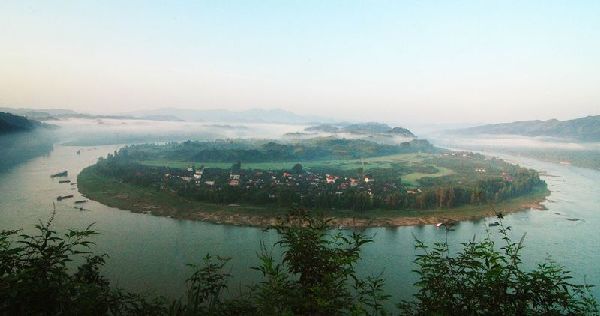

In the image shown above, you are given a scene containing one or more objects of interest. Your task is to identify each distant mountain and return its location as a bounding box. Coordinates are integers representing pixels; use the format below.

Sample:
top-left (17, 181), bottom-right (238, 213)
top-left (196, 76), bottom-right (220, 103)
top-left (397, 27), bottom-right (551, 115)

top-left (306, 122), bottom-right (416, 137)
top-left (453, 115), bottom-right (600, 142)
top-left (123, 108), bottom-right (332, 124)
top-left (0, 112), bottom-right (44, 135)
top-left (0, 107), bottom-right (331, 124)
top-left (0, 107), bottom-right (184, 122)
top-left (137, 115), bottom-right (184, 122)
top-left (0, 107), bottom-right (78, 121)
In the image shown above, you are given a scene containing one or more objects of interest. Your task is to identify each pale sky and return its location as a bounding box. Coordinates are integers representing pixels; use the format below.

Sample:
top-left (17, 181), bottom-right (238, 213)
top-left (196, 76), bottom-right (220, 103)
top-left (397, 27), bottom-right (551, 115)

top-left (1, 0), bottom-right (599, 124)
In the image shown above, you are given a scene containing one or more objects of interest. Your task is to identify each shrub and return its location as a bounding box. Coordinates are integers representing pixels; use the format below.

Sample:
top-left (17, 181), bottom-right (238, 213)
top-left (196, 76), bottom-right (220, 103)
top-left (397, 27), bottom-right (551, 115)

top-left (398, 220), bottom-right (598, 315)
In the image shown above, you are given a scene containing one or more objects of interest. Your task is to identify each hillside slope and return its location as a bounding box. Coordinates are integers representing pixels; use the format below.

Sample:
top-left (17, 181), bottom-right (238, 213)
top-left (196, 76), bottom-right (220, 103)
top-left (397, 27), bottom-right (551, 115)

top-left (0, 112), bottom-right (43, 134)
top-left (455, 115), bottom-right (600, 141)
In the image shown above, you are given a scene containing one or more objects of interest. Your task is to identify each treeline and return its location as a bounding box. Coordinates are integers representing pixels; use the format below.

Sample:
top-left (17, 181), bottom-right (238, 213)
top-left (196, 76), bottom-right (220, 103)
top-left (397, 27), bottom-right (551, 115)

top-left (121, 138), bottom-right (438, 163)
top-left (1, 212), bottom-right (597, 315)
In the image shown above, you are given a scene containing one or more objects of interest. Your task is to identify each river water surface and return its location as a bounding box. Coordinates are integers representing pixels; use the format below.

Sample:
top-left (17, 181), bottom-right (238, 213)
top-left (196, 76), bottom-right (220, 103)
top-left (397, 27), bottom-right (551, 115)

top-left (1, 144), bottom-right (598, 302)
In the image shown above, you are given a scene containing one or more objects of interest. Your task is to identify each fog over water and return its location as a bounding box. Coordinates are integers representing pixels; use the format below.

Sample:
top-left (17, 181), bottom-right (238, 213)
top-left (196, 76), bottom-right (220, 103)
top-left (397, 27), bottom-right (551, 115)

top-left (52, 118), bottom-right (310, 145)
top-left (50, 118), bottom-right (419, 146)
top-left (428, 133), bottom-right (600, 151)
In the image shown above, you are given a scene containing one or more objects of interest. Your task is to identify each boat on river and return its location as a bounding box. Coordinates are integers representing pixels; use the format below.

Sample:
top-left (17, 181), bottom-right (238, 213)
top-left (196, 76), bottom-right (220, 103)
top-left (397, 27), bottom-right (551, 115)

top-left (51, 171), bottom-right (68, 178)
top-left (56, 194), bottom-right (74, 201)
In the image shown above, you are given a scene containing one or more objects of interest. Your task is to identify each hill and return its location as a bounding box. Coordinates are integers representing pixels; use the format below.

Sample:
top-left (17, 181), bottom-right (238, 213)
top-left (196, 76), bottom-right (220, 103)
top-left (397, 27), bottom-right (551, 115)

top-left (0, 112), bottom-right (44, 134)
top-left (454, 115), bottom-right (600, 141)
top-left (121, 138), bottom-right (438, 164)
top-left (0, 107), bottom-right (78, 121)
top-left (123, 108), bottom-right (332, 124)
top-left (0, 112), bottom-right (56, 172)
top-left (306, 122), bottom-right (416, 137)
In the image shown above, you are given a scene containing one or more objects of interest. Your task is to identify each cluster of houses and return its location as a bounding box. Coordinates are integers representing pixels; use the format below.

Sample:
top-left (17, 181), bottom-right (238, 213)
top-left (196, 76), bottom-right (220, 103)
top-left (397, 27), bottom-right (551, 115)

top-left (501, 171), bottom-right (514, 182)
top-left (441, 151), bottom-right (474, 158)
top-left (161, 165), bottom-right (390, 197)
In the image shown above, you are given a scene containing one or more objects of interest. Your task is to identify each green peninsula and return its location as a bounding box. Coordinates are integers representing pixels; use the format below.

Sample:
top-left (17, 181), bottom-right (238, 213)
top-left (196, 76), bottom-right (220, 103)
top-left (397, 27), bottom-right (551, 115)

top-left (78, 138), bottom-right (548, 227)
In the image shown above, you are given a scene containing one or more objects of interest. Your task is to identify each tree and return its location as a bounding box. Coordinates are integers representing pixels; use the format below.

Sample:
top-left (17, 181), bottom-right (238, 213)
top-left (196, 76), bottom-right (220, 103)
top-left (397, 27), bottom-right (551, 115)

top-left (231, 161), bottom-right (241, 173)
top-left (250, 214), bottom-right (389, 315)
top-left (0, 210), bottom-right (165, 315)
top-left (398, 218), bottom-right (598, 315)
top-left (292, 163), bottom-right (303, 174)
top-left (2, 210), bottom-right (597, 315)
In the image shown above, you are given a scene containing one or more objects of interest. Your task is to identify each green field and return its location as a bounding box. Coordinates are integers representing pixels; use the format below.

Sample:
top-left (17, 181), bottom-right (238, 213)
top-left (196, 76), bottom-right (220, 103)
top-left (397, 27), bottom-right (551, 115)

top-left (139, 152), bottom-right (454, 186)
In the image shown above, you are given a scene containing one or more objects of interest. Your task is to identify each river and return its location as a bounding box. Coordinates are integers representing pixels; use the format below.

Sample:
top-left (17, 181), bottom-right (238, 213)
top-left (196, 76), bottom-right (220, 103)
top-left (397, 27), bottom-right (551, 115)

top-left (0, 144), bottom-right (598, 303)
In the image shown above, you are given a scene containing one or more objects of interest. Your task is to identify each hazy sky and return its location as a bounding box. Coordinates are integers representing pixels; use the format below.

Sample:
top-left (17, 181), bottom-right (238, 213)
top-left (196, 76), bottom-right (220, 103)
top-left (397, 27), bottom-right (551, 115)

top-left (1, 0), bottom-right (599, 124)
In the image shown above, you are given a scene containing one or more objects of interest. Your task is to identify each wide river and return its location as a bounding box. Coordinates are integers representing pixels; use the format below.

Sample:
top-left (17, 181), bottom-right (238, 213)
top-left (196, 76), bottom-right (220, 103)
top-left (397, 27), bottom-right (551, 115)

top-left (1, 144), bottom-right (598, 303)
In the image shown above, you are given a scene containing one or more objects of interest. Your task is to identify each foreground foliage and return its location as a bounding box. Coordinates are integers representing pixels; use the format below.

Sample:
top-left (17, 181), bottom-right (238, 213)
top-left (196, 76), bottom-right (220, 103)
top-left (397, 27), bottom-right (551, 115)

top-left (0, 211), bottom-right (597, 315)
top-left (398, 221), bottom-right (598, 315)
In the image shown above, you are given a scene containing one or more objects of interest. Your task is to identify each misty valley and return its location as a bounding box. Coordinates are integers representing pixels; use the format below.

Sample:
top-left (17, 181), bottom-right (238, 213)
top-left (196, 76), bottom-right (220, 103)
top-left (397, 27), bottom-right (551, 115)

top-left (1, 110), bottom-right (599, 315)
top-left (2, 3), bottom-right (600, 313)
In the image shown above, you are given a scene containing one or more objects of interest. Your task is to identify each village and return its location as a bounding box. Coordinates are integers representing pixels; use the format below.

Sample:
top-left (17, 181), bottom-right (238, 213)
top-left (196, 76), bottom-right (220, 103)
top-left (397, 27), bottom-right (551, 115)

top-left (85, 143), bottom-right (543, 212)
top-left (156, 150), bottom-right (520, 205)
top-left (160, 163), bottom-right (401, 201)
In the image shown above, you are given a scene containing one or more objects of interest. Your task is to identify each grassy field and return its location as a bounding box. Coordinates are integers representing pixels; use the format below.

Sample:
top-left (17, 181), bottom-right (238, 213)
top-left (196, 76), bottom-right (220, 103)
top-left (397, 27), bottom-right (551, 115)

top-left (139, 152), bottom-right (454, 187)
top-left (78, 165), bottom-right (549, 227)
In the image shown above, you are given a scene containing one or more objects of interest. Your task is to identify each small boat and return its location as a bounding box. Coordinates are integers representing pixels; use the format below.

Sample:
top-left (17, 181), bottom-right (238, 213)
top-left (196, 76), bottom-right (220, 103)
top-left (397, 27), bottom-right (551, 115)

top-left (56, 194), bottom-right (74, 201)
top-left (74, 200), bottom-right (88, 204)
top-left (59, 180), bottom-right (71, 184)
top-left (489, 222), bottom-right (500, 227)
top-left (51, 171), bottom-right (68, 178)
top-left (435, 222), bottom-right (443, 228)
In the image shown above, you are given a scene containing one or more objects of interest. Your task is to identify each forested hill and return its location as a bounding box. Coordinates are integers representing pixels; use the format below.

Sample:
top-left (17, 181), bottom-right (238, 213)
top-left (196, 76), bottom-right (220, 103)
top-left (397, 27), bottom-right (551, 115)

top-left (122, 138), bottom-right (439, 163)
top-left (0, 112), bottom-right (56, 172)
top-left (306, 122), bottom-right (416, 137)
top-left (0, 112), bottom-right (44, 135)
top-left (454, 115), bottom-right (600, 141)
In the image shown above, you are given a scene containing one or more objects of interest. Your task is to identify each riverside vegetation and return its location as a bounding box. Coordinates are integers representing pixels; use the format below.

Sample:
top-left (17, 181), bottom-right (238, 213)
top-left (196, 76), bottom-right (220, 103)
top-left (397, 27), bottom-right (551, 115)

top-left (0, 209), bottom-right (597, 315)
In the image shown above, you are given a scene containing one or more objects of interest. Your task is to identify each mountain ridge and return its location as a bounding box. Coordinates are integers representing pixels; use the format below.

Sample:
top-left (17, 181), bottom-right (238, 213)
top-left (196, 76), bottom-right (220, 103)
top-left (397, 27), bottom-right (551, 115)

top-left (452, 115), bottom-right (600, 141)
top-left (122, 108), bottom-right (333, 124)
